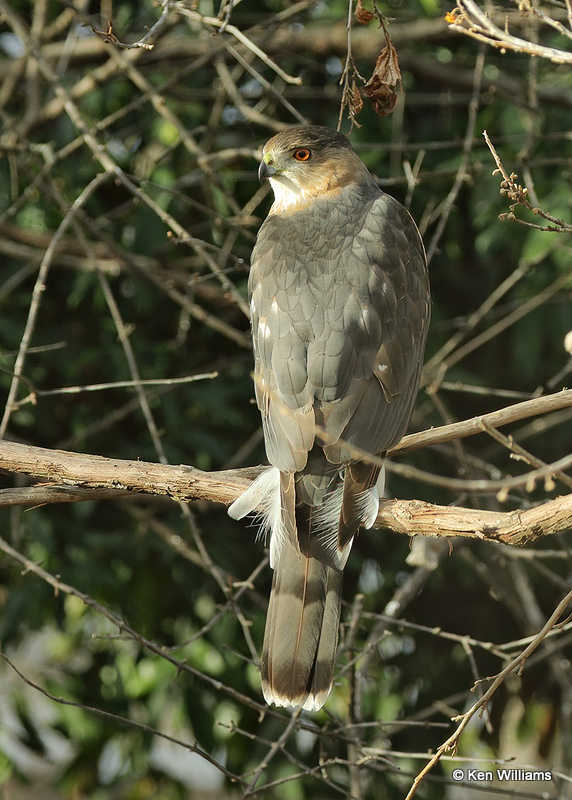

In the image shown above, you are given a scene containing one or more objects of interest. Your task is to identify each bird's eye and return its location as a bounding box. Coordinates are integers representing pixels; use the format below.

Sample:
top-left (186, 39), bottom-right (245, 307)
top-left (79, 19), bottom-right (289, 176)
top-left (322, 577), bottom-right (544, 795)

top-left (293, 148), bottom-right (311, 162)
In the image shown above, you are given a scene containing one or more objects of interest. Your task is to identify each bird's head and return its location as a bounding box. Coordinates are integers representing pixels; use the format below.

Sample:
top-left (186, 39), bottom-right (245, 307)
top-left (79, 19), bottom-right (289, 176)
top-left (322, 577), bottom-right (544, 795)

top-left (258, 125), bottom-right (370, 214)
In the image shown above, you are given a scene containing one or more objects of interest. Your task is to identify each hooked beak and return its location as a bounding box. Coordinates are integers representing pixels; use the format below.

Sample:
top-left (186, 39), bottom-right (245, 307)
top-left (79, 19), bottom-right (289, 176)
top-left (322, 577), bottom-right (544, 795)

top-left (258, 161), bottom-right (277, 182)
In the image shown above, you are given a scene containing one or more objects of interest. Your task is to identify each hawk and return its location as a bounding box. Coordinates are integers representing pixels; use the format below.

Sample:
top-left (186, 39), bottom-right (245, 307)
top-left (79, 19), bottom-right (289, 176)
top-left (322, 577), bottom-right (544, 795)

top-left (229, 125), bottom-right (430, 711)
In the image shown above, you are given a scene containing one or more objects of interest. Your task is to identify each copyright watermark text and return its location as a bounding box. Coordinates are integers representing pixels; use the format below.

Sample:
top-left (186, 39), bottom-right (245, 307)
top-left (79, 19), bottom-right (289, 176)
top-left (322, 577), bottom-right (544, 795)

top-left (452, 768), bottom-right (553, 782)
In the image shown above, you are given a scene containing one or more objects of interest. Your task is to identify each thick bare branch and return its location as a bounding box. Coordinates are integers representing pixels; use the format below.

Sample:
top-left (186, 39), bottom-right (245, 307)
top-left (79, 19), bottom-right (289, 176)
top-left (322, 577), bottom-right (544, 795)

top-left (0, 439), bottom-right (252, 507)
top-left (0, 438), bottom-right (570, 547)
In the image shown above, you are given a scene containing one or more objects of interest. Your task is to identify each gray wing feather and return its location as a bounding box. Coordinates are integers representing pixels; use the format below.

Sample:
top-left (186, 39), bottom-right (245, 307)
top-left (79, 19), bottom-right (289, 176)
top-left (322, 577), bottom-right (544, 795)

top-left (256, 369), bottom-right (313, 473)
top-left (250, 181), bottom-right (429, 472)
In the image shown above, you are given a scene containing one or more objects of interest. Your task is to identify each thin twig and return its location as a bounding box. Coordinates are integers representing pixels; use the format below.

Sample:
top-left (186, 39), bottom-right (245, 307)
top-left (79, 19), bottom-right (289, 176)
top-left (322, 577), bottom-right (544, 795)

top-left (484, 130), bottom-right (572, 231)
top-left (405, 586), bottom-right (572, 798)
top-left (0, 172), bottom-right (109, 438)
top-left (0, 651), bottom-right (243, 783)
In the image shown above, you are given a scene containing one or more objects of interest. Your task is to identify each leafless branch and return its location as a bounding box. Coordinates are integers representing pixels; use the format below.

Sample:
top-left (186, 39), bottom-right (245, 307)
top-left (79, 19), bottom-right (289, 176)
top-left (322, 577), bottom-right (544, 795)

top-left (484, 130), bottom-right (572, 232)
top-left (449, 0), bottom-right (572, 63)
top-left (2, 1), bottom-right (571, 794)
top-left (405, 586), bottom-right (572, 798)
top-left (0, 432), bottom-right (571, 546)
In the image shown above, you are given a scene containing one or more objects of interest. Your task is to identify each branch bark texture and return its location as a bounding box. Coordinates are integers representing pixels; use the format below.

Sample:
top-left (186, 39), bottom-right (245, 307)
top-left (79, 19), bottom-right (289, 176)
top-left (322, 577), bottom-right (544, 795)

top-left (1, 438), bottom-right (570, 548)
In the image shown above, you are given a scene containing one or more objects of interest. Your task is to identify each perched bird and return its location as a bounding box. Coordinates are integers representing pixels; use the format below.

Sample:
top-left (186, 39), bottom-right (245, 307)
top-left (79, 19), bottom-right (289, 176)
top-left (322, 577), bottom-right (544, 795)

top-left (229, 125), bottom-right (430, 711)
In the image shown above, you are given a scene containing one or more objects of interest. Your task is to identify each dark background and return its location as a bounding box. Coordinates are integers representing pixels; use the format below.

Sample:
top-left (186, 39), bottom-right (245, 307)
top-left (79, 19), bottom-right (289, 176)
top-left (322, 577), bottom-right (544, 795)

top-left (0, 1), bottom-right (571, 798)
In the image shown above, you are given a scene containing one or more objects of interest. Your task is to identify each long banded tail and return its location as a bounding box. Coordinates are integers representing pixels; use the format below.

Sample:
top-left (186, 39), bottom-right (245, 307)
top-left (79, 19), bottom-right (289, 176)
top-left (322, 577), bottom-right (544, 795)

top-left (261, 536), bottom-right (342, 711)
top-left (228, 463), bottom-right (384, 710)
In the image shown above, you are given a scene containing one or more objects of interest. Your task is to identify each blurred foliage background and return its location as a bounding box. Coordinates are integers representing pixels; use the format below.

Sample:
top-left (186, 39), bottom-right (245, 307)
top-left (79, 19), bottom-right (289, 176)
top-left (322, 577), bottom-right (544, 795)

top-left (0, 0), bottom-right (571, 798)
